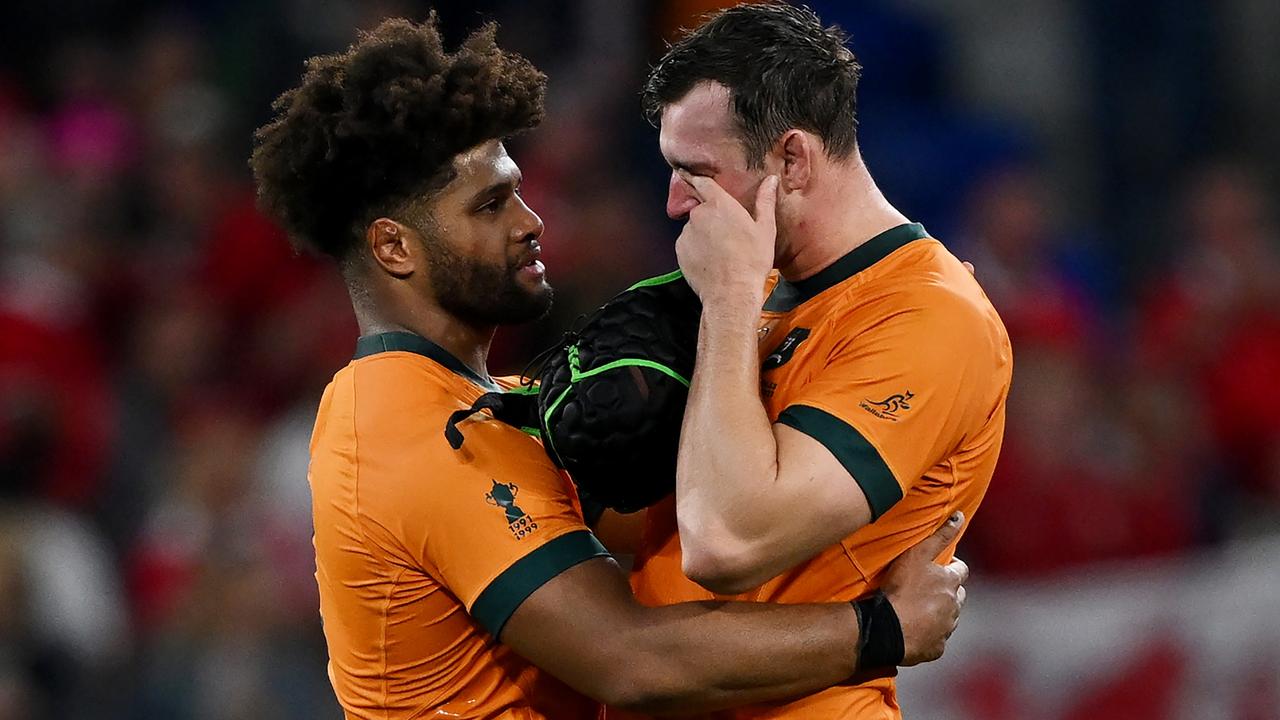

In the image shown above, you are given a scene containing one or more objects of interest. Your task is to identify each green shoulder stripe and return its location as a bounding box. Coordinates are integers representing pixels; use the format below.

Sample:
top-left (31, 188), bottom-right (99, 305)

top-left (470, 530), bottom-right (610, 638)
top-left (776, 404), bottom-right (904, 520)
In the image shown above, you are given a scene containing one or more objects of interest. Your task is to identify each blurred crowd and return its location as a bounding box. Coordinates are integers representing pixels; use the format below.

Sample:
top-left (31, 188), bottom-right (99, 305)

top-left (0, 1), bottom-right (1277, 718)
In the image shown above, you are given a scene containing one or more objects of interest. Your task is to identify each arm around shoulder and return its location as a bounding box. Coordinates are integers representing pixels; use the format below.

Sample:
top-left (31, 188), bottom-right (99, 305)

top-left (499, 555), bottom-right (859, 714)
top-left (498, 512), bottom-right (972, 713)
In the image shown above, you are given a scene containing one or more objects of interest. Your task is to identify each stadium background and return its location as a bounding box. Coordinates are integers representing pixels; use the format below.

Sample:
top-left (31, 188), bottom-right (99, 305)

top-left (1, 0), bottom-right (1278, 718)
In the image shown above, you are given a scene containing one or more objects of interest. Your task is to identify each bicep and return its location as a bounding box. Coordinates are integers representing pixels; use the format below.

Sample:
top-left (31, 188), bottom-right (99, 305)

top-left (680, 423), bottom-right (876, 592)
top-left (499, 555), bottom-right (640, 698)
top-left (749, 423), bottom-right (873, 568)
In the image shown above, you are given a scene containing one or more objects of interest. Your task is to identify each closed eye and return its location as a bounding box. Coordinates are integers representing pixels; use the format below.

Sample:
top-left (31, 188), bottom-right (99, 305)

top-left (475, 182), bottom-right (522, 215)
top-left (671, 161), bottom-right (716, 178)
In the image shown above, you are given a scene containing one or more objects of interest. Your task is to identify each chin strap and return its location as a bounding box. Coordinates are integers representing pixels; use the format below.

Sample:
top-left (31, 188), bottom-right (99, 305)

top-left (444, 389), bottom-right (540, 450)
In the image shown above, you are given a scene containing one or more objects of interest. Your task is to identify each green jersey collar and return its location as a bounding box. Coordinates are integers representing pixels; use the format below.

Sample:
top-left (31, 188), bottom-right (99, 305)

top-left (764, 223), bottom-right (929, 312)
top-left (354, 331), bottom-right (499, 391)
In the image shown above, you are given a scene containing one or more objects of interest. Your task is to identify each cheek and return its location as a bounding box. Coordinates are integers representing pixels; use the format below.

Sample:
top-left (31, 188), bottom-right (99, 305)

top-left (718, 174), bottom-right (762, 211)
top-left (448, 217), bottom-right (504, 258)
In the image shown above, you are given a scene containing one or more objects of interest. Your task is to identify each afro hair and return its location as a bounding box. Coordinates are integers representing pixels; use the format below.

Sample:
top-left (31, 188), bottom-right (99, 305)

top-left (251, 16), bottom-right (546, 260)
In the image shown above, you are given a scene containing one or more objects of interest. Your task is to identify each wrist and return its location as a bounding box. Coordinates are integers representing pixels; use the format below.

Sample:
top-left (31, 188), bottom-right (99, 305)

top-left (699, 286), bottom-right (764, 321)
top-left (850, 591), bottom-right (905, 672)
top-left (698, 273), bottom-right (765, 305)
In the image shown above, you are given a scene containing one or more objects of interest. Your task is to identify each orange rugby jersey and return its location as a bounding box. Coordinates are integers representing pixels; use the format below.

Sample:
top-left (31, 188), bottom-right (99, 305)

top-left (309, 331), bottom-right (607, 720)
top-left (628, 223), bottom-right (1012, 720)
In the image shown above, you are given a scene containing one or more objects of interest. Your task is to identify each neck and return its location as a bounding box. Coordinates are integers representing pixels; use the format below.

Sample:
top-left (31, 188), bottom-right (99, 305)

top-left (777, 152), bottom-right (910, 282)
top-left (350, 280), bottom-right (495, 381)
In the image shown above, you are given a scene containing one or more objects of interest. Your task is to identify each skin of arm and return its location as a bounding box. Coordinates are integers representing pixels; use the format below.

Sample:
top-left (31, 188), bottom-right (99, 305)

top-left (503, 556), bottom-right (857, 714)
top-left (671, 172), bottom-right (875, 594)
top-left (499, 513), bottom-right (966, 715)
top-left (676, 294), bottom-right (874, 593)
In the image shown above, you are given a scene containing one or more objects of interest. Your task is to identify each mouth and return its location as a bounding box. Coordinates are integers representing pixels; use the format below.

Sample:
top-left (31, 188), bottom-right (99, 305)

top-left (517, 242), bottom-right (545, 278)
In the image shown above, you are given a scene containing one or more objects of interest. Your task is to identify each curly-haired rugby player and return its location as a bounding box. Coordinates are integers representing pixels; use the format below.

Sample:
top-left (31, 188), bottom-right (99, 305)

top-left (251, 16), bottom-right (969, 720)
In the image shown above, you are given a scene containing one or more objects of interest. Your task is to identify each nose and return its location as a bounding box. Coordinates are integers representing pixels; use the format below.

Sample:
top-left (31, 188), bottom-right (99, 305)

top-left (666, 171), bottom-right (700, 220)
top-left (514, 193), bottom-right (544, 242)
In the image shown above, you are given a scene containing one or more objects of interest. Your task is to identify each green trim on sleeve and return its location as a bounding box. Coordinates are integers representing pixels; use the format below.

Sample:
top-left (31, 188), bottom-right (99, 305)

top-left (776, 404), bottom-right (904, 520)
top-left (470, 529), bottom-right (610, 638)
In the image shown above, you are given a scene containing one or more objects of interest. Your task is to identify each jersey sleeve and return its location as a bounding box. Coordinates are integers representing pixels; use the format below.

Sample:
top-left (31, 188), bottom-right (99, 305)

top-left (775, 294), bottom-right (998, 520)
top-left (383, 413), bottom-right (608, 638)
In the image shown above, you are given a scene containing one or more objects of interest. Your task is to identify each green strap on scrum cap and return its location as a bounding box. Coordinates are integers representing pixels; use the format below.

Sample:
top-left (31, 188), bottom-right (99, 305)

top-left (541, 270), bottom-right (693, 462)
top-left (626, 268), bottom-right (685, 291)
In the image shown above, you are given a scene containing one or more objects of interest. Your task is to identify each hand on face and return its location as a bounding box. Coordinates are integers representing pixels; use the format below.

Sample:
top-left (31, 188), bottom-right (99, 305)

top-left (673, 170), bottom-right (779, 305)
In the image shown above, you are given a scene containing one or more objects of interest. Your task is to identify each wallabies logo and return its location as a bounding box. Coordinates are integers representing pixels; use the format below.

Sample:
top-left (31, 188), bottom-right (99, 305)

top-left (762, 328), bottom-right (811, 371)
top-left (860, 391), bottom-right (915, 421)
top-left (486, 479), bottom-right (539, 540)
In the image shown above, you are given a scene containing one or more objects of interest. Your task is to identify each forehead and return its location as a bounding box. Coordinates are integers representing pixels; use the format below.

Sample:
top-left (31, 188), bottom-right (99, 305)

top-left (448, 139), bottom-right (519, 189)
top-left (658, 81), bottom-right (744, 169)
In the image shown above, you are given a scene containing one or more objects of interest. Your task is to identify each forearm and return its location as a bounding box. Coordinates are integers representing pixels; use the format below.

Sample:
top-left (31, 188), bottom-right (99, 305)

top-left (676, 292), bottom-right (777, 550)
top-left (619, 599), bottom-right (858, 714)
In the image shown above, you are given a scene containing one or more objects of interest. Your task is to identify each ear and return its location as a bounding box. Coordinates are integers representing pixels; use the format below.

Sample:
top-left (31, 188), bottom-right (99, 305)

top-left (366, 218), bottom-right (416, 279)
top-left (778, 130), bottom-right (814, 192)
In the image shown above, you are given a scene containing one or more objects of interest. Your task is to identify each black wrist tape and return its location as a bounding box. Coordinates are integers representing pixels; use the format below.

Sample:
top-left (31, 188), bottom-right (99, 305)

top-left (852, 590), bottom-right (905, 671)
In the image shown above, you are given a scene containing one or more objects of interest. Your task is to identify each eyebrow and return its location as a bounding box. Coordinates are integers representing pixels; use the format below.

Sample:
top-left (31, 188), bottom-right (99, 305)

top-left (671, 159), bottom-right (717, 176)
top-left (469, 172), bottom-right (522, 204)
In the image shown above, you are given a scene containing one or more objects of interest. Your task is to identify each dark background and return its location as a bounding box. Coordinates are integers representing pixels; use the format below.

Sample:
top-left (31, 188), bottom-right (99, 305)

top-left (1, 1), bottom-right (1277, 718)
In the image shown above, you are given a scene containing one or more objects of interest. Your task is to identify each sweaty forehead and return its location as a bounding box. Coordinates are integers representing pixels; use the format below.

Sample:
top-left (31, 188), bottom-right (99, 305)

top-left (450, 139), bottom-right (520, 187)
top-left (658, 82), bottom-right (744, 171)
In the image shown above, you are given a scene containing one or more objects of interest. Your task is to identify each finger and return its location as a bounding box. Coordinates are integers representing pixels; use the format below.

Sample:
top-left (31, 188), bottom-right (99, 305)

top-left (674, 168), bottom-right (725, 205)
top-left (956, 584), bottom-right (967, 609)
top-left (947, 557), bottom-right (970, 585)
top-left (675, 167), bottom-right (706, 202)
top-left (962, 261), bottom-right (976, 276)
top-left (674, 228), bottom-right (692, 263)
top-left (900, 511), bottom-right (964, 563)
top-left (753, 175), bottom-right (780, 227)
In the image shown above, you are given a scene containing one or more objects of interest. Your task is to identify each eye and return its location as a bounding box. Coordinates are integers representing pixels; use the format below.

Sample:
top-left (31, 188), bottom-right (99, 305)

top-left (478, 196), bottom-right (505, 214)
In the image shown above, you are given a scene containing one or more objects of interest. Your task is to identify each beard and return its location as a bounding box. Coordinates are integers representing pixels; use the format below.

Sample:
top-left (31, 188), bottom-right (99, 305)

top-left (427, 239), bottom-right (554, 326)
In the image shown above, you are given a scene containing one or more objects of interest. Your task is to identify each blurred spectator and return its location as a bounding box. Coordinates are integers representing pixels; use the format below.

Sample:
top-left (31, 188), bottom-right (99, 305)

top-left (958, 163), bottom-right (1205, 576)
top-left (0, 505), bottom-right (128, 719)
top-left (126, 404), bottom-right (331, 720)
top-left (963, 341), bottom-right (1205, 577)
top-left (957, 164), bottom-right (1113, 350)
top-left (1137, 162), bottom-right (1280, 516)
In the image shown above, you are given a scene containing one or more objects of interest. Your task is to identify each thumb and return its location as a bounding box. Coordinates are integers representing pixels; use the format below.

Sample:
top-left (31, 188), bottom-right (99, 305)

top-left (901, 511), bottom-right (965, 563)
top-left (753, 175), bottom-right (780, 227)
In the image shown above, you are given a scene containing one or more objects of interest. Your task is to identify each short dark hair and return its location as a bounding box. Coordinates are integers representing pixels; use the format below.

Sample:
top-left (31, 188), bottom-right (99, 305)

top-left (251, 17), bottom-right (546, 260)
top-left (643, 3), bottom-right (861, 168)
